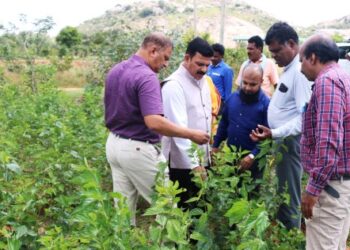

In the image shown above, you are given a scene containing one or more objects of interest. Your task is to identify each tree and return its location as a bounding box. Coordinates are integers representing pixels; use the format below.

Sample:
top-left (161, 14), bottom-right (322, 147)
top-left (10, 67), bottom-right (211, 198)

top-left (0, 15), bottom-right (55, 93)
top-left (56, 26), bottom-right (82, 56)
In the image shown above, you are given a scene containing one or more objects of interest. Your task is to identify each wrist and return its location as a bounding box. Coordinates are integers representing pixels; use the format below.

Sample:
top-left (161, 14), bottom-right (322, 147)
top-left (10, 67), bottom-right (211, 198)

top-left (248, 153), bottom-right (255, 160)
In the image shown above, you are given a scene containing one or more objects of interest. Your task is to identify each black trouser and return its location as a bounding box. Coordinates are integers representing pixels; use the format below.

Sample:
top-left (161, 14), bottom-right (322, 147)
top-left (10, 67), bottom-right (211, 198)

top-left (169, 168), bottom-right (201, 210)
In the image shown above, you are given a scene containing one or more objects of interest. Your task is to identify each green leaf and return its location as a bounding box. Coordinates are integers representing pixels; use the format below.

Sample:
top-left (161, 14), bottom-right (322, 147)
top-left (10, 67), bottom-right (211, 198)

top-left (149, 225), bottom-right (161, 243)
top-left (225, 199), bottom-right (250, 225)
top-left (237, 238), bottom-right (266, 250)
top-left (144, 206), bottom-right (166, 216)
top-left (7, 238), bottom-right (21, 250)
top-left (155, 215), bottom-right (167, 227)
top-left (166, 219), bottom-right (187, 244)
top-left (190, 231), bottom-right (206, 241)
top-left (185, 196), bottom-right (199, 203)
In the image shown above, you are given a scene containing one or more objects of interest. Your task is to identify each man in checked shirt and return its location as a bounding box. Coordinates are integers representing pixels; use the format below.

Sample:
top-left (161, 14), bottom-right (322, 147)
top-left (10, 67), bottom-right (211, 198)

top-left (300, 34), bottom-right (350, 250)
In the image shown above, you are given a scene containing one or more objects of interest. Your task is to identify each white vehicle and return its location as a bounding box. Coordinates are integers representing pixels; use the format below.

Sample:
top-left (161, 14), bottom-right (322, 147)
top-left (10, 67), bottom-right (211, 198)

top-left (337, 42), bottom-right (350, 74)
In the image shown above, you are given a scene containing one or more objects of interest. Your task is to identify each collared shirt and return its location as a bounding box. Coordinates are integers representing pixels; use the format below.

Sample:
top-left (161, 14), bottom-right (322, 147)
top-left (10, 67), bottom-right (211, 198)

top-left (213, 90), bottom-right (270, 156)
top-left (207, 60), bottom-right (234, 102)
top-left (235, 54), bottom-right (279, 97)
top-left (104, 54), bottom-right (163, 144)
top-left (268, 55), bottom-right (312, 138)
top-left (301, 63), bottom-right (350, 196)
top-left (162, 64), bottom-right (212, 169)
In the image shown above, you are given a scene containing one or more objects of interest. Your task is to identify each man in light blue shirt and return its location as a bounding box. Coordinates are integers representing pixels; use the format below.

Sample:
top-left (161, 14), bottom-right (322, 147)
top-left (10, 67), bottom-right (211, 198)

top-left (250, 22), bottom-right (312, 230)
top-left (207, 43), bottom-right (234, 106)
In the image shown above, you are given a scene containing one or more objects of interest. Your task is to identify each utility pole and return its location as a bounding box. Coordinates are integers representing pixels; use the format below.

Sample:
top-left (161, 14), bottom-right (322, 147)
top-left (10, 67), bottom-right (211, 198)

top-left (220, 0), bottom-right (226, 44)
top-left (193, 0), bottom-right (197, 35)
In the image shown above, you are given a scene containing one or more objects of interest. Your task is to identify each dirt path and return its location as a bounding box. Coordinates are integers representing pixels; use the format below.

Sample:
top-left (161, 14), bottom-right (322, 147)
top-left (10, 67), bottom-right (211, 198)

top-left (59, 87), bottom-right (83, 92)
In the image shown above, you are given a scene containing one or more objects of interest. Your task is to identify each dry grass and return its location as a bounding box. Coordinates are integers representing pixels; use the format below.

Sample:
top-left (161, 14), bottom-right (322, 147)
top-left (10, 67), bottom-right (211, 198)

top-left (55, 60), bottom-right (94, 88)
top-left (0, 59), bottom-right (94, 88)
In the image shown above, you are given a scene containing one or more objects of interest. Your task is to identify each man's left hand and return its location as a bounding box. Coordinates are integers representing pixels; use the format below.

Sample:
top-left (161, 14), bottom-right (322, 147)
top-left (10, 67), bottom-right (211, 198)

top-left (240, 156), bottom-right (254, 171)
top-left (301, 192), bottom-right (318, 219)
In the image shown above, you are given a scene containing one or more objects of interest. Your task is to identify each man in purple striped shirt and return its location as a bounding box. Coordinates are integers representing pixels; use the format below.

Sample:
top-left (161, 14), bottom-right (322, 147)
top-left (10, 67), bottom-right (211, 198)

top-left (300, 34), bottom-right (350, 250)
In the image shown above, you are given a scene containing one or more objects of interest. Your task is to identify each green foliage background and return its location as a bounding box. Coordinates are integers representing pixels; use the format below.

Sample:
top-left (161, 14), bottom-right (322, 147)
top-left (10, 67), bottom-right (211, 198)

top-left (0, 18), bottom-right (307, 249)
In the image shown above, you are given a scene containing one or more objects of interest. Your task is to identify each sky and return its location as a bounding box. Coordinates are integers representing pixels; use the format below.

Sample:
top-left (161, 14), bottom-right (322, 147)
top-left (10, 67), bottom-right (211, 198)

top-left (1, 0), bottom-right (349, 36)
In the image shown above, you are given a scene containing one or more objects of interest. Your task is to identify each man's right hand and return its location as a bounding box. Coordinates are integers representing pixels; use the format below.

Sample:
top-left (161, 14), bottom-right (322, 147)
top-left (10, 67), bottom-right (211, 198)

top-left (211, 147), bottom-right (219, 153)
top-left (189, 129), bottom-right (210, 145)
top-left (250, 124), bottom-right (272, 142)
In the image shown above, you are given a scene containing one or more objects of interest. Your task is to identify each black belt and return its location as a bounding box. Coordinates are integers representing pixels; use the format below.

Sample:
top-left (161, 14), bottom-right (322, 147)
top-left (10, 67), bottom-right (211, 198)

top-left (325, 174), bottom-right (350, 198)
top-left (114, 134), bottom-right (161, 154)
top-left (329, 174), bottom-right (350, 181)
top-left (114, 134), bottom-right (159, 145)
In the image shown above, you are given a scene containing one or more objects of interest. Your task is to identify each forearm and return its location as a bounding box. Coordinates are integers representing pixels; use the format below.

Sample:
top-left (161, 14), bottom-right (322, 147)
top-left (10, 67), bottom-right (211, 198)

top-left (271, 114), bottom-right (302, 139)
top-left (144, 115), bottom-right (193, 139)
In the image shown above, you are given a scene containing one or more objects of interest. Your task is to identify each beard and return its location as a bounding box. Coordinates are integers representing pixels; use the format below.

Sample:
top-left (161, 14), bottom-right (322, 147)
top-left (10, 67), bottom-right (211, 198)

top-left (239, 89), bottom-right (260, 104)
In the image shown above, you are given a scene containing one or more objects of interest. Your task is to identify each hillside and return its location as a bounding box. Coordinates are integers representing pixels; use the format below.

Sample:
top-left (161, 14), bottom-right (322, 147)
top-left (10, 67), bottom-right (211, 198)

top-left (77, 0), bottom-right (350, 46)
top-left (306, 15), bottom-right (350, 39)
top-left (77, 0), bottom-right (278, 47)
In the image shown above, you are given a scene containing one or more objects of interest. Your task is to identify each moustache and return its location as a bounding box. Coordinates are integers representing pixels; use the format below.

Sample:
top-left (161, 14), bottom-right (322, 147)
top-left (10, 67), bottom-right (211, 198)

top-left (196, 71), bottom-right (206, 75)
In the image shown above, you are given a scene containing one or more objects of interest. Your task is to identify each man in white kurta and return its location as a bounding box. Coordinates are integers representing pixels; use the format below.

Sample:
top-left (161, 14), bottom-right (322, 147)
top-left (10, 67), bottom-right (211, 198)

top-left (162, 37), bottom-right (213, 209)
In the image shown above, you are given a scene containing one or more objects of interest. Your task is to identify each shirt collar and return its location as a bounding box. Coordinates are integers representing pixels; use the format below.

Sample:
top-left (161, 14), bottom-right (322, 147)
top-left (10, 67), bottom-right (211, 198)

top-left (316, 62), bottom-right (339, 81)
top-left (250, 54), bottom-right (265, 64)
top-left (211, 60), bottom-right (225, 68)
top-left (179, 63), bottom-right (204, 87)
top-left (284, 54), bottom-right (299, 72)
top-left (132, 54), bottom-right (148, 67)
top-left (319, 62), bottom-right (339, 74)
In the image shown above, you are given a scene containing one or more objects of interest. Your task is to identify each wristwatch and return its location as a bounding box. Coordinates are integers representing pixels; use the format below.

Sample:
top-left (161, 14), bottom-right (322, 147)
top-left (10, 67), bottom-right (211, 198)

top-left (248, 153), bottom-right (255, 160)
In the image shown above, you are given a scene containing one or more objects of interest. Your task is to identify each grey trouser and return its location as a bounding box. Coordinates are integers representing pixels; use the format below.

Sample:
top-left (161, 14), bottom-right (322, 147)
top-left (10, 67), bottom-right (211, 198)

top-left (276, 135), bottom-right (302, 230)
top-left (106, 133), bottom-right (168, 225)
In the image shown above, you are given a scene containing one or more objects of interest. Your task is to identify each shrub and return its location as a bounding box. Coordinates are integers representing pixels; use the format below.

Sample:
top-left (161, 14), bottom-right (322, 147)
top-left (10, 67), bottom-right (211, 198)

top-left (139, 8), bottom-right (154, 18)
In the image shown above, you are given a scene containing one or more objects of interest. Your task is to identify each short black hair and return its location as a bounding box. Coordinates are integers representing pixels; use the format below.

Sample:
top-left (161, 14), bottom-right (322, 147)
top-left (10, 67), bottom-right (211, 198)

top-left (248, 35), bottom-right (264, 50)
top-left (186, 37), bottom-right (214, 58)
top-left (211, 43), bottom-right (225, 56)
top-left (265, 22), bottom-right (299, 45)
top-left (303, 37), bottom-right (339, 63)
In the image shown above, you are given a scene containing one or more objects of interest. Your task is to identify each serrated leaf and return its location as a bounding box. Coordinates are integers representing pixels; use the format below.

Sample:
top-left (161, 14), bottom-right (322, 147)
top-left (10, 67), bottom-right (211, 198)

top-left (149, 225), bottom-right (161, 243)
top-left (225, 199), bottom-right (250, 225)
top-left (166, 219), bottom-right (187, 244)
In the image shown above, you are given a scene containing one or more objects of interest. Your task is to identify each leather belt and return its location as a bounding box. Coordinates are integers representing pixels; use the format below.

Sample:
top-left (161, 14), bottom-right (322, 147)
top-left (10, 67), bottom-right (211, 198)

top-left (114, 134), bottom-right (158, 145)
top-left (329, 174), bottom-right (350, 181)
top-left (325, 174), bottom-right (350, 198)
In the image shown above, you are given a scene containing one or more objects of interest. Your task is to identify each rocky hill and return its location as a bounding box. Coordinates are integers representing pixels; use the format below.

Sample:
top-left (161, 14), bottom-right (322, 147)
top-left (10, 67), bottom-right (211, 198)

top-left (78, 0), bottom-right (278, 47)
top-left (306, 15), bottom-right (350, 39)
top-left (77, 0), bottom-right (350, 47)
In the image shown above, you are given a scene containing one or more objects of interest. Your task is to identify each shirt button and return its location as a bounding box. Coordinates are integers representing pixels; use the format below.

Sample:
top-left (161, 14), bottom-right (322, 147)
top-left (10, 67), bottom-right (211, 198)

top-left (240, 113), bottom-right (242, 116)
top-left (203, 104), bottom-right (205, 107)
top-left (236, 125), bottom-right (239, 128)
top-left (206, 117), bottom-right (209, 120)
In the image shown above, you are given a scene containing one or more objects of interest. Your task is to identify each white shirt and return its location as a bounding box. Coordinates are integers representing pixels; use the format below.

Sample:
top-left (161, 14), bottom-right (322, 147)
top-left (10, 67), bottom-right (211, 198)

top-left (161, 64), bottom-right (212, 169)
top-left (268, 55), bottom-right (312, 138)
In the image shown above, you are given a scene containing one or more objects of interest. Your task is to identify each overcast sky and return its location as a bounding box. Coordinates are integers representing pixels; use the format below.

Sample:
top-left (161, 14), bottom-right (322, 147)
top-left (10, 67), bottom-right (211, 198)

top-left (1, 0), bottom-right (349, 36)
